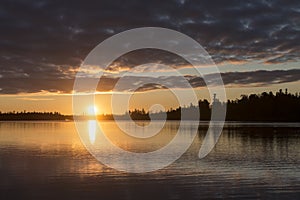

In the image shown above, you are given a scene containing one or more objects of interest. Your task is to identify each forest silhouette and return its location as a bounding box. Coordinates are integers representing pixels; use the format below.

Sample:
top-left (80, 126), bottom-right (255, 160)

top-left (123, 89), bottom-right (300, 122)
top-left (0, 89), bottom-right (299, 122)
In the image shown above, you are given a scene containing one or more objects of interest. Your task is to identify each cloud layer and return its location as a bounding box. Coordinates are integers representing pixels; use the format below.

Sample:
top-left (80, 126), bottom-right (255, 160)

top-left (0, 69), bottom-right (299, 94)
top-left (0, 0), bottom-right (299, 94)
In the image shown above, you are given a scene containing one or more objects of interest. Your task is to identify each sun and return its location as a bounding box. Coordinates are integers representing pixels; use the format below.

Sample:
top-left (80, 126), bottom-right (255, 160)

top-left (87, 105), bottom-right (98, 115)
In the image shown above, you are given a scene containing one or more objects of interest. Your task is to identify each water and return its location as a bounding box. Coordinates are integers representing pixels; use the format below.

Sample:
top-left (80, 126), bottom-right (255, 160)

top-left (0, 121), bottom-right (299, 199)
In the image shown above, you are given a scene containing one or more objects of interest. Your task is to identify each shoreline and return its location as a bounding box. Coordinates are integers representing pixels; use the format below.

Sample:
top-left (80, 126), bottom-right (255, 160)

top-left (0, 119), bottom-right (300, 123)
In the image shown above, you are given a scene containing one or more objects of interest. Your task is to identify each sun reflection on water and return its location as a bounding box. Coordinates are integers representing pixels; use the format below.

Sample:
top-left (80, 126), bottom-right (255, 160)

top-left (88, 120), bottom-right (97, 144)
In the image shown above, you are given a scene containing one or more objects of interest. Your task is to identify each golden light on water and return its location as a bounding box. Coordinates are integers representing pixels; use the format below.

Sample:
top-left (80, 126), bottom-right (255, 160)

top-left (88, 120), bottom-right (97, 144)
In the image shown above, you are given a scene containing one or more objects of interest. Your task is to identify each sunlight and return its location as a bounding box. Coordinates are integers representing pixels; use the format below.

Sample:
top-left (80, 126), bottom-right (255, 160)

top-left (87, 105), bottom-right (98, 115)
top-left (88, 120), bottom-right (97, 144)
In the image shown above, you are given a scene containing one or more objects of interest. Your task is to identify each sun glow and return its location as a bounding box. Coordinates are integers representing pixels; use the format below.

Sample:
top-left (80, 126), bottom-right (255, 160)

top-left (87, 105), bottom-right (98, 115)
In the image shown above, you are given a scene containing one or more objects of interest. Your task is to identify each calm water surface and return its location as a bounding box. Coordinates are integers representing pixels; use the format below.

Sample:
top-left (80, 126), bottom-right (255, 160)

top-left (0, 121), bottom-right (299, 199)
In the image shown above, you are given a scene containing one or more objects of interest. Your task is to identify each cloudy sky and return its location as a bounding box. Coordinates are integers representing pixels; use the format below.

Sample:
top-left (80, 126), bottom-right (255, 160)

top-left (0, 0), bottom-right (299, 114)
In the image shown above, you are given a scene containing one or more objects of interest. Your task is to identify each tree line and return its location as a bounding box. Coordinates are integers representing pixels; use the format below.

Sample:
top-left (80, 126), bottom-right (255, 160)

top-left (125, 89), bottom-right (300, 122)
top-left (0, 111), bottom-right (67, 121)
top-left (0, 89), bottom-right (299, 122)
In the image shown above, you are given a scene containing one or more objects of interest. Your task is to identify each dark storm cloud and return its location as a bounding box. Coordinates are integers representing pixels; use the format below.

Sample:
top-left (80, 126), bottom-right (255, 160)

top-left (0, 0), bottom-right (299, 93)
top-left (197, 69), bottom-right (300, 87)
top-left (131, 69), bottom-right (300, 92)
top-left (0, 69), bottom-right (299, 94)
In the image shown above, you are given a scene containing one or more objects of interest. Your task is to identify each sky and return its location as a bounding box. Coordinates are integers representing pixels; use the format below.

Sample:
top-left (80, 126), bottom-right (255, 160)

top-left (0, 0), bottom-right (299, 114)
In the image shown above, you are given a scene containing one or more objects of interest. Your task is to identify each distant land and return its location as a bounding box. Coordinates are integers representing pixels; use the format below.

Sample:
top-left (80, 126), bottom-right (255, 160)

top-left (0, 89), bottom-right (299, 122)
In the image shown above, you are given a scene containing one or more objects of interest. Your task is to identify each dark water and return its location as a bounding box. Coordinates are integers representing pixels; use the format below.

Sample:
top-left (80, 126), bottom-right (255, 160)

top-left (0, 121), bottom-right (299, 199)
